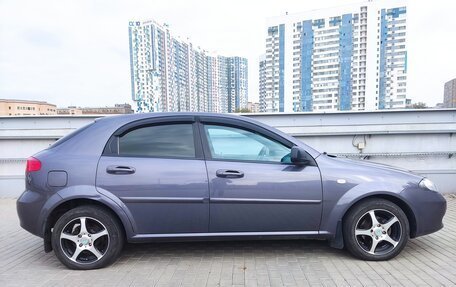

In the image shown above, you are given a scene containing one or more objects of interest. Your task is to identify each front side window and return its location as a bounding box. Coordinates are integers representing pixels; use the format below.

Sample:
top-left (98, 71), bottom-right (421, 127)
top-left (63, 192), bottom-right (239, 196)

top-left (119, 124), bottom-right (195, 158)
top-left (204, 125), bottom-right (291, 163)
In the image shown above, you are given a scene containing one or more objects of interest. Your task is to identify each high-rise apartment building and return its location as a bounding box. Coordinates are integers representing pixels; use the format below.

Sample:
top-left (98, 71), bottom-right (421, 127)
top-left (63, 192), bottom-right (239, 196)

top-left (259, 55), bottom-right (267, 112)
top-left (129, 20), bottom-right (248, 113)
top-left (229, 57), bottom-right (249, 112)
top-left (260, 0), bottom-right (409, 112)
top-left (443, 78), bottom-right (456, 108)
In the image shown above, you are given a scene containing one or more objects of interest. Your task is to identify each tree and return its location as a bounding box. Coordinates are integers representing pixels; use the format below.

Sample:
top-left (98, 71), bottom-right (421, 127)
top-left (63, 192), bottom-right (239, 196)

top-left (411, 102), bottom-right (428, 109)
top-left (235, 108), bottom-right (252, 113)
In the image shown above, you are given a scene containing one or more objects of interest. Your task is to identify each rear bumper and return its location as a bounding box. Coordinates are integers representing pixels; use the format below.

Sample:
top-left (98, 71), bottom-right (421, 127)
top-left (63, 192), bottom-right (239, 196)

top-left (16, 190), bottom-right (47, 238)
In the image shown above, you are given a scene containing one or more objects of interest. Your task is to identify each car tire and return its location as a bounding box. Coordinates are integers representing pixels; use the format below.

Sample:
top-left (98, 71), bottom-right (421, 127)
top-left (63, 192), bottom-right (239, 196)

top-left (51, 205), bottom-right (124, 270)
top-left (343, 198), bottom-right (409, 261)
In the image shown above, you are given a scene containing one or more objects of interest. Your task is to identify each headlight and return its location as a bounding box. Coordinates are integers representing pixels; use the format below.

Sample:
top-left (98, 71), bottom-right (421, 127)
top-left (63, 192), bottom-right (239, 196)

top-left (419, 178), bottom-right (438, 192)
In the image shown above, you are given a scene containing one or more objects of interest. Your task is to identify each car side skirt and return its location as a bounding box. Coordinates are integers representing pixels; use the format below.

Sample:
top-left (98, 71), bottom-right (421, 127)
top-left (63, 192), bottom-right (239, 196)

top-left (128, 231), bottom-right (331, 243)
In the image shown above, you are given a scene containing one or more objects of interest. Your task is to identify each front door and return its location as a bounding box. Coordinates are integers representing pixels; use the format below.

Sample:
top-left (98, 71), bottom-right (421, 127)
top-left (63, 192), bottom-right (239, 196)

top-left (201, 121), bottom-right (323, 233)
top-left (96, 119), bottom-right (209, 235)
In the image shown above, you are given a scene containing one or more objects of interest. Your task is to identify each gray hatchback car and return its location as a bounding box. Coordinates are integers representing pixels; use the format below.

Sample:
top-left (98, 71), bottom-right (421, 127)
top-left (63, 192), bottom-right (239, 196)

top-left (17, 113), bottom-right (446, 269)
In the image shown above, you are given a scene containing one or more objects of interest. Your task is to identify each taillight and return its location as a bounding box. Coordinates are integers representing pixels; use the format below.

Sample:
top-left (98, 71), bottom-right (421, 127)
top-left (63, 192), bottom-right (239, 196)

top-left (26, 157), bottom-right (41, 172)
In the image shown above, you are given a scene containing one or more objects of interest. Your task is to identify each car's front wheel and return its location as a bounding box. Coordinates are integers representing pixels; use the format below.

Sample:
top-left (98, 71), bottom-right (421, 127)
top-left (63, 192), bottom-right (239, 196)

top-left (51, 205), bottom-right (124, 270)
top-left (343, 198), bottom-right (409, 261)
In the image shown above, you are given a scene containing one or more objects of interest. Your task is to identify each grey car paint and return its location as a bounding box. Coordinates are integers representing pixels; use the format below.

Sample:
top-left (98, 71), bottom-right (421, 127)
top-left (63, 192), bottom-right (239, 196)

top-left (206, 160), bottom-right (322, 232)
top-left (97, 156), bottom-right (210, 234)
top-left (17, 112), bottom-right (446, 251)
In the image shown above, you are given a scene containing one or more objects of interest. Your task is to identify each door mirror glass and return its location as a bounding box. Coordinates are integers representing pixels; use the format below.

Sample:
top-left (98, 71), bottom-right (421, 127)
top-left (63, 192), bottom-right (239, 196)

top-left (291, 146), bottom-right (311, 165)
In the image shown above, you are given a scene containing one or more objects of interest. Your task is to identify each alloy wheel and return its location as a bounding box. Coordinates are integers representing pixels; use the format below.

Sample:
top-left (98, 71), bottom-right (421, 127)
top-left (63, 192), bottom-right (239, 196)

top-left (354, 209), bottom-right (402, 255)
top-left (60, 217), bottom-right (110, 264)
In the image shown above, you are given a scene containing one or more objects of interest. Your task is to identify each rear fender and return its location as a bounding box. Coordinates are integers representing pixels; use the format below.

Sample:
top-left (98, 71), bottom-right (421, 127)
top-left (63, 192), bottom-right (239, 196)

top-left (40, 185), bottom-right (136, 239)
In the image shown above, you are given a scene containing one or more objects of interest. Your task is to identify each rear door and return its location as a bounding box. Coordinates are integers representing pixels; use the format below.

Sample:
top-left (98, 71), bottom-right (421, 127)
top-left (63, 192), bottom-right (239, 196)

top-left (96, 116), bottom-right (209, 235)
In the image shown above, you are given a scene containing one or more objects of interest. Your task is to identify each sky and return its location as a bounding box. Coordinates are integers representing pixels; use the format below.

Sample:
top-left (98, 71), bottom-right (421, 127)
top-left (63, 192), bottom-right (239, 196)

top-left (0, 0), bottom-right (455, 108)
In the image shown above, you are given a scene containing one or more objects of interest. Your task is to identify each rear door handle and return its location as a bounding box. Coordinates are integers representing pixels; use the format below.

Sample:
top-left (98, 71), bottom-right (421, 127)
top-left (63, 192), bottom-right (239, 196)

top-left (106, 165), bottom-right (136, 175)
top-left (216, 169), bottom-right (244, 178)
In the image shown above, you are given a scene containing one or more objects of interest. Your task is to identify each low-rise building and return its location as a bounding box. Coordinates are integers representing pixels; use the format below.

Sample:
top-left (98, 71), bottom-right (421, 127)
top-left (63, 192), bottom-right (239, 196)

top-left (57, 104), bottom-right (134, 115)
top-left (0, 99), bottom-right (57, 116)
top-left (247, 102), bottom-right (260, 113)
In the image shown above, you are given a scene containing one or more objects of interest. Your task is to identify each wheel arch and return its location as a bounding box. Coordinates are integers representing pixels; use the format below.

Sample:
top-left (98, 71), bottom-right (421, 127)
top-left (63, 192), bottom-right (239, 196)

top-left (342, 194), bottom-right (417, 237)
top-left (330, 193), bottom-right (417, 249)
top-left (43, 198), bottom-right (128, 253)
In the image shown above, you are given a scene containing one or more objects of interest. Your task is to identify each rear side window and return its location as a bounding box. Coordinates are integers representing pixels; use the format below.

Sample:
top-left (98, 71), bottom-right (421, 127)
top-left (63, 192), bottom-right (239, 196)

top-left (118, 124), bottom-right (195, 158)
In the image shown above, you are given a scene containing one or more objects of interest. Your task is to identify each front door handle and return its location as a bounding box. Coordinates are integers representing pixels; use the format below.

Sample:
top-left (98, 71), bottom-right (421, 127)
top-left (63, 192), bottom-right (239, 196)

top-left (106, 165), bottom-right (136, 175)
top-left (216, 169), bottom-right (244, 178)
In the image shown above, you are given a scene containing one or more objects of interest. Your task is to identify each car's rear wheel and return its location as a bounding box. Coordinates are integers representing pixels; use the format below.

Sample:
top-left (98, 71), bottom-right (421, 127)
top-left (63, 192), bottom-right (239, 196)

top-left (343, 198), bottom-right (409, 261)
top-left (51, 205), bottom-right (124, 270)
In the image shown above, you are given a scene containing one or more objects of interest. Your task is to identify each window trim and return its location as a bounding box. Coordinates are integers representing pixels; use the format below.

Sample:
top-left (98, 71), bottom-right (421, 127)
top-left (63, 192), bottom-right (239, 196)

top-left (102, 116), bottom-right (204, 160)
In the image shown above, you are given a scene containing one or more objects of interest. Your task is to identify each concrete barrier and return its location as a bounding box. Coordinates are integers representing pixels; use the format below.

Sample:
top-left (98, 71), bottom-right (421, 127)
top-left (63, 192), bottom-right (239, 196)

top-left (1, 109), bottom-right (455, 194)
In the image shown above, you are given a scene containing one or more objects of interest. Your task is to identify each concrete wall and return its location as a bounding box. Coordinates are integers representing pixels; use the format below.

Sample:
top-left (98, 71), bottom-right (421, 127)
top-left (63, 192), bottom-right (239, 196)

top-left (246, 110), bottom-right (456, 193)
top-left (0, 109), bottom-right (455, 194)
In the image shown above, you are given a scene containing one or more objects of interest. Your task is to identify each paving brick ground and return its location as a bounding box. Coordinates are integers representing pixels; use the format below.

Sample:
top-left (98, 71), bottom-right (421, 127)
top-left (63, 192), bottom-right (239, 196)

top-left (0, 195), bottom-right (455, 287)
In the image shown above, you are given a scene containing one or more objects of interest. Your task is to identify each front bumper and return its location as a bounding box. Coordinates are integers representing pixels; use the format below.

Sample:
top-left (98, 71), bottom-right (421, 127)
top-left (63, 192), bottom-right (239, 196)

top-left (402, 187), bottom-right (447, 238)
top-left (16, 190), bottom-right (47, 238)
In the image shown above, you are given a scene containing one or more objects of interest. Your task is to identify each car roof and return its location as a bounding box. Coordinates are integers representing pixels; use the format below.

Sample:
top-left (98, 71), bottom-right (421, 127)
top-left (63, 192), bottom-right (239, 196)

top-left (48, 112), bottom-right (320, 158)
top-left (95, 112), bottom-right (245, 123)
top-left (97, 112), bottom-right (320, 157)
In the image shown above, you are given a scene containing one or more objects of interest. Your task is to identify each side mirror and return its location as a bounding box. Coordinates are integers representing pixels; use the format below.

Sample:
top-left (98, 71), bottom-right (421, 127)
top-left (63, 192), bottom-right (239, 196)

top-left (290, 146), bottom-right (311, 165)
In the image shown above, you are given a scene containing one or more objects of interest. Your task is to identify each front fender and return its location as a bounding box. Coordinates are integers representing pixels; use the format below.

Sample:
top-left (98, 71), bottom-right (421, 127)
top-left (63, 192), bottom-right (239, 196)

top-left (320, 181), bottom-right (414, 236)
